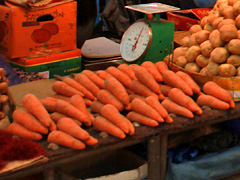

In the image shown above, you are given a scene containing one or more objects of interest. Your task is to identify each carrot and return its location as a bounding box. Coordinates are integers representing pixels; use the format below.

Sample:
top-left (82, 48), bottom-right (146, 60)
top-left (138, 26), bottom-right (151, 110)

top-left (84, 136), bottom-right (98, 146)
top-left (141, 61), bottom-right (163, 82)
top-left (129, 94), bottom-right (145, 102)
top-left (196, 94), bottom-right (230, 110)
top-left (90, 101), bottom-right (104, 114)
top-left (176, 71), bottom-right (201, 95)
top-left (22, 93), bottom-right (52, 128)
top-left (104, 77), bottom-right (129, 106)
top-left (130, 80), bottom-right (158, 99)
top-left (117, 64), bottom-right (137, 80)
top-left (168, 88), bottom-right (203, 115)
top-left (40, 97), bottom-right (57, 112)
top-left (127, 111), bottom-right (159, 127)
top-left (70, 94), bottom-right (94, 125)
top-left (203, 81), bottom-right (235, 108)
top-left (8, 122), bottom-right (42, 141)
top-left (84, 98), bottom-right (92, 107)
top-left (162, 70), bottom-right (193, 96)
top-left (131, 98), bottom-right (164, 123)
top-left (100, 104), bottom-right (130, 134)
top-left (155, 61), bottom-right (169, 75)
top-left (145, 96), bottom-right (169, 119)
top-left (93, 116), bottom-right (126, 139)
top-left (126, 120), bottom-right (135, 135)
top-left (159, 84), bottom-right (173, 97)
top-left (82, 70), bottom-right (105, 89)
top-left (165, 116), bottom-right (174, 124)
top-left (96, 70), bottom-right (113, 80)
top-left (62, 77), bottom-right (95, 101)
top-left (133, 66), bottom-right (160, 94)
top-left (55, 99), bottom-right (91, 126)
top-left (129, 64), bottom-right (141, 72)
top-left (161, 98), bottom-right (194, 118)
top-left (106, 66), bottom-right (132, 89)
top-left (50, 112), bottom-right (82, 126)
top-left (52, 81), bottom-right (83, 97)
top-left (13, 109), bottom-right (48, 134)
top-left (47, 130), bottom-right (86, 150)
top-left (57, 117), bottom-right (90, 141)
top-left (96, 89), bottom-right (124, 111)
top-left (74, 73), bottom-right (100, 97)
top-left (51, 94), bottom-right (71, 103)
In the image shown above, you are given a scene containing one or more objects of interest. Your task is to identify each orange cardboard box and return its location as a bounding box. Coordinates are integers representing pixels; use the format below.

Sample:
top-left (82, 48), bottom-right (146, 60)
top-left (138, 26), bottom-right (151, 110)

top-left (0, 1), bottom-right (77, 58)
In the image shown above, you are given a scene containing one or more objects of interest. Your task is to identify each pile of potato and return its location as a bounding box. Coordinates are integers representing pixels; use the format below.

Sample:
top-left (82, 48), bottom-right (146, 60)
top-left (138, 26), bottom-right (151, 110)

top-left (172, 0), bottom-right (240, 77)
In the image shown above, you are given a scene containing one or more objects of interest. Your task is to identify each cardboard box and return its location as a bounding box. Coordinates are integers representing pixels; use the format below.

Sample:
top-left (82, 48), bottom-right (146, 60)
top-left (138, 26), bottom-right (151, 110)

top-left (167, 8), bottom-right (211, 31)
top-left (0, 1), bottom-right (77, 58)
top-left (8, 49), bottom-right (82, 78)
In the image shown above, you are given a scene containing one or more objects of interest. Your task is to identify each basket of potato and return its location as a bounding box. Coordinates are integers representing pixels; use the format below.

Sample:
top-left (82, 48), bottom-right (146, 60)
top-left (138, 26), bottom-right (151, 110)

top-left (167, 0), bottom-right (240, 101)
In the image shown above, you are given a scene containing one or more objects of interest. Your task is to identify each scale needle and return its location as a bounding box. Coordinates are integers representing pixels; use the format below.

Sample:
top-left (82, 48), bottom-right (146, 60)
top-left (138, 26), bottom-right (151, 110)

top-left (132, 27), bottom-right (144, 51)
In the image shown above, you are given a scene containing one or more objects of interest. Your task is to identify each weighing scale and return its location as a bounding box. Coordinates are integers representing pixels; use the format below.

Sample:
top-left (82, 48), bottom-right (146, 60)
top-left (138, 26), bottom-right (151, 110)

top-left (120, 3), bottom-right (180, 64)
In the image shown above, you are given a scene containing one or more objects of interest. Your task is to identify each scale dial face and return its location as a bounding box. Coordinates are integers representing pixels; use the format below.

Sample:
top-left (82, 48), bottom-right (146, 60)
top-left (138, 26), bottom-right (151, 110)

top-left (120, 21), bottom-right (152, 63)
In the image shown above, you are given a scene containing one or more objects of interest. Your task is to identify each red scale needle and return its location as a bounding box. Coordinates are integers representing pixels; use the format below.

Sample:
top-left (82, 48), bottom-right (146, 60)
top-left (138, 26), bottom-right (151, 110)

top-left (132, 27), bottom-right (144, 51)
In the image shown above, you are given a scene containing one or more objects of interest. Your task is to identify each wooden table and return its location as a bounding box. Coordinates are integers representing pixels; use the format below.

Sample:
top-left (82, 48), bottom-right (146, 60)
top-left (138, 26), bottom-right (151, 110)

top-left (1, 79), bottom-right (240, 180)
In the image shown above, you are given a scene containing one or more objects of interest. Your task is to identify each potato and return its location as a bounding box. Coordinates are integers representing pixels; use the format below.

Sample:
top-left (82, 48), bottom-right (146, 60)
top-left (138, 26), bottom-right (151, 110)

top-left (205, 61), bottom-right (219, 76)
top-left (218, 63), bottom-right (237, 77)
top-left (217, 19), bottom-right (235, 29)
top-left (196, 54), bottom-right (209, 68)
top-left (203, 24), bottom-right (213, 32)
top-left (209, 29), bottom-right (225, 48)
top-left (233, 1), bottom-right (240, 17)
top-left (172, 47), bottom-right (188, 63)
top-left (175, 56), bottom-right (188, 68)
top-left (207, 12), bottom-right (220, 25)
top-left (228, 0), bottom-right (238, 6)
top-left (235, 14), bottom-right (240, 29)
top-left (189, 33), bottom-right (198, 46)
top-left (237, 30), bottom-right (240, 39)
top-left (210, 47), bottom-right (229, 63)
top-left (184, 62), bottom-right (200, 73)
top-left (212, 17), bottom-right (224, 29)
top-left (189, 25), bottom-right (202, 34)
top-left (181, 36), bottom-right (191, 47)
top-left (227, 55), bottom-right (240, 66)
top-left (237, 66), bottom-right (240, 76)
top-left (219, 24), bottom-right (238, 42)
top-left (195, 30), bottom-right (210, 44)
top-left (221, 5), bottom-right (234, 19)
top-left (200, 40), bottom-right (213, 57)
top-left (199, 67), bottom-right (207, 75)
top-left (227, 39), bottom-right (240, 55)
top-left (200, 16), bottom-right (208, 28)
top-left (185, 45), bottom-right (201, 62)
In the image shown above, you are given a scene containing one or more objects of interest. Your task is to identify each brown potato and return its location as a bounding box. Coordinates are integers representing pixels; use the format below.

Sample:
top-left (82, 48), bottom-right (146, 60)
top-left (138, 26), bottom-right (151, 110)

top-left (181, 36), bottom-right (191, 47)
top-left (175, 56), bottom-right (188, 68)
top-left (219, 24), bottom-right (238, 42)
top-left (237, 66), bottom-right (240, 76)
top-left (207, 11), bottom-right (220, 25)
top-left (233, 1), bottom-right (240, 17)
top-left (199, 67), bottom-right (207, 75)
top-left (200, 40), bottom-right (213, 57)
top-left (212, 17), bottom-right (224, 29)
top-left (196, 55), bottom-right (209, 68)
top-left (227, 55), bottom-right (240, 66)
top-left (195, 30), bottom-right (210, 44)
top-left (219, 63), bottom-right (237, 77)
top-left (209, 29), bottom-right (225, 48)
top-left (173, 47), bottom-right (188, 63)
top-left (221, 5), bottom-right (234, 19)
top-left (185, 45), bottom-right (201, 62)
top-left (217, 19), bottom-right (235, 29)
top-left (227, 39), bottom-right (240, 55)
top-left (210, 47), bottom-right (229, 63)
top-left (238, 30), bottom-right (240, 38)
top-left (228, 0), bottom-right (238, 6)
top-left (184, 62), bottom-right (200, 73)
top-left (203, 24), bottom-right (213, 32)
top-left (189, 33), bottom-right (198, 46)
top-left (205, 61), bottom-right (219, 76)
top-left (189, 24), bottom-right (202, 34)
top-left (200, 16), bottom-right (208, 28)
top-left (235, 14), bottom-right (240, 29)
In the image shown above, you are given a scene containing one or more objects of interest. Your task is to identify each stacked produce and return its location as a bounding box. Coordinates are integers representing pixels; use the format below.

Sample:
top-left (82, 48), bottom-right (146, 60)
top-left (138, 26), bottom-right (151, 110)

top-left (171, 0), bottom-right (240, 77)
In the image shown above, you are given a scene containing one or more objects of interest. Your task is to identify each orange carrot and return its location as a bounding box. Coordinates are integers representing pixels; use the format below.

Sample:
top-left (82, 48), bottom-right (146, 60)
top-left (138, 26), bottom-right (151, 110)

top-left (57, 117), bottom-right (90, 141)
top-left (82, 70), bottom-right (105, 89)
top-left (160, 84), bottom-right (173, 97)
top-left (62, 77), bottom-right (95, 100)
top-left (129, 94), bottom-right (145, 102)
top-left (8, 122), bottom-right (42, 141)
top-left (47, 130), bottom-right (86, 150)
top-left (129, 64), bottom-right (141, 72)
top-left (203, 81), bottom-right (235, 108)
top-left (52, 81), bottom-right (83, 97)
top-left (162, 70), bottom-right (193, 96)
top-left (130, 80), bottom-right (158, 99)
top-left (168, 88), bottom-right (203, 115)
top-left (40, 97), bottom-right (57, 112)
top-left (133, 66), bottom-right (160, 94)
top-left (22, 93), bottom-right (52, 128)
top-left (70, 94), bottom-right (94, 125)
top-left (117, 64), bottom-right (137, 80)
top-left (90, 101), bottom-right (104, 114)
top-left (162, 98), bottom-right (194, 118)
top-left (97, 89), bottom-right (124, 111)
top-left (96, 70), bottom-right (113, 80)
top-left (100, 104), bottom-right (130, 134)
top-left (13, 109), bottom-right (48, 134)
top-left (93, 116), bottom-right (126, 139)
top-left (106, 66), bottom-right (132, 89)
top-left (127, 111), bottom-right (159, 127)
top-left (104, 77), bottom-right (129, 106)
top-left (51, 94), bottom-right (71, 103)
top-left (145, 96), bottom-right (169, 119)
top-left (165, 116), bottom-right (174, 124)
top-left (131, 98), bottom-right (164, 123)
top-left (74, 73), bottom-right (100, 97)
top-left (84, 136), bottom-right (98, 146)
top-left (84, 98), bottom-right (92, 107)
top-left (50, 112), bottom-right (82, 126)
top-left (176, 71), bottom-right (201, 95)
top-left (155, 61), bottom-right (169, 75)
top-left (196, 94), bottom-right (230, 110)
top-left (141, 61), bottom-right (163, 82)
top-left (126, 120), bottom-right (135, 135)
